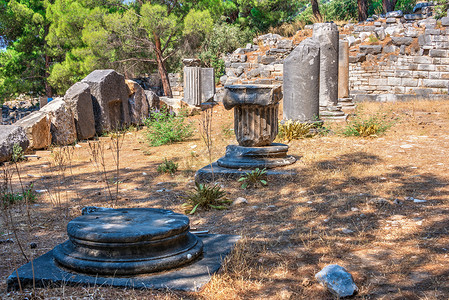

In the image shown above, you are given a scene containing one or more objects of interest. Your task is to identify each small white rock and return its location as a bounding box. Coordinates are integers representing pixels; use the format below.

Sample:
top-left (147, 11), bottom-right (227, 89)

top-left (233, 197), bottom-right (248, 206)
top-left (187, 254), bottom-right (192, 259)
top-left (413, 199), bottom-right (427, 203)
top-left (342, 228), bottom-right (354, 234)
top-left (35, 189), bottom-right (47, 193)
top-left (75, 144), bottom-right (82, 148)
top-left (351, 207), bottom-right (359, 212)
top-left (142, 172), bottom-right (147, 175)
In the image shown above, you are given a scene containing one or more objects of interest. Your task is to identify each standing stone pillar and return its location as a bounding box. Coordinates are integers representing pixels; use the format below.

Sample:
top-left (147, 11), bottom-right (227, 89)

top-left (183, 59), bottom-right (202, 106)
top-left (338, 39), bottom-right (350, 99)
top-left (283, 38), bottom-right (320, 123)
top-left (313, 23), bottom-right (339, 108)
top-left (201, 68), bottom-right (216, 102)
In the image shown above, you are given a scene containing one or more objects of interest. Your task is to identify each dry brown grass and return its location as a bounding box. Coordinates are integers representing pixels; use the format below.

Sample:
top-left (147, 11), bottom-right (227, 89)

top-left (1, 100), bottom-right (449, 299)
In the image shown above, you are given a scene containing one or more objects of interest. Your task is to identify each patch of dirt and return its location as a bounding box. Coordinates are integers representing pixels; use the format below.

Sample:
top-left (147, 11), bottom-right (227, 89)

top-left (1, 100), bottom-right (449, 299)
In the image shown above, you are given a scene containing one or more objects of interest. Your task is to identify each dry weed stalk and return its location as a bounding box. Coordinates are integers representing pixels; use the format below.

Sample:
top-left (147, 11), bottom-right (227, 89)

top-left (109, 130), bottom-right (125, 205)
top-left (47, 146), bottom-right (74, 214)
top-left (199, 107), bottom-right (214, 181)
top-left (0, 167), bottom-right (29, 262)
top-left (88, 140), bottom-right (114, 205)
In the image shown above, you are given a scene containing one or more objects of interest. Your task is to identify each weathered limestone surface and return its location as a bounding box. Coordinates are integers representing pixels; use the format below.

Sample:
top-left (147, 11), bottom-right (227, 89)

top-left (82, 70), bottom-right (130, 134)
top-left (41, 97), bottom-right (77, 145)
top-left (223, 85), bottom-right (282, 146)
top-left (0, 125), bottom-right (29, 162)
top-left (201, 68), bottom-right (215, 102)
top-left (15, 111), bottom-right (51, 149)
top-left (64, 82), bottom-right (96, 140)
top-left (283, 38), bottom-right (320, 122)
top-left (126, 79), bottom-right (148, 124)
top-left (338, 39), bottom-right (350, 99)
top-left (313, 23), bottom-right (339, 108)
top-left (144, 90), bottom-right (161, 110)
top-left (183, 67), bottom-right (202, 106)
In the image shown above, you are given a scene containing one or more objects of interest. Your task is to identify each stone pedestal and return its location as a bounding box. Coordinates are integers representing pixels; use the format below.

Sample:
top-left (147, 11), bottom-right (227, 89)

top-left (283, 38), bottom-right (321, 123)
top-left (196, 84), bottom-right (296, 182)
top-left (53, 208), bottom-right (203, 275)
top-left (8, 208), bottom-right (240, 291)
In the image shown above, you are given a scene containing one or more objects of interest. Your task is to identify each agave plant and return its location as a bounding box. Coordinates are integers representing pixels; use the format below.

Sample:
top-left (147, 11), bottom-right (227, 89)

top-left (238, 168), bottom-right (268, 189)
top-left (182, 182), bottom-right (232, 214)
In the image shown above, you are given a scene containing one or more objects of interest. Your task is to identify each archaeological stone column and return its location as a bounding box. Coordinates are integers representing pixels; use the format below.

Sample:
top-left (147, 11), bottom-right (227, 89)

top-left (338, 38), bottom-right (356, 109)
top-left (283, 38), bottom-right (320, 123)
top-left (201, 68), bottom-right (215, 102)
top-left (183, 59), bottom-right (202, 106)
top-left (313, 23), bottom-right (339, 108)
top-left (338, 39), bottom-right (350, 99)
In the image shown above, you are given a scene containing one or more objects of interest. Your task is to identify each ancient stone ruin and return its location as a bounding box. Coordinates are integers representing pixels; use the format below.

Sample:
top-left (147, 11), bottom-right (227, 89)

top-left (8, 208), bottom-right (239, 291)
top-left (196, 84), bottom-right (296, 182)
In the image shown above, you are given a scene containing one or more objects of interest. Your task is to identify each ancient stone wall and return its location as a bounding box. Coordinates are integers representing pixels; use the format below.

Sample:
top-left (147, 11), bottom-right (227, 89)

top-left (348, 17), bottom-right (449, 101)
top-left (221, 12), bottom-right (449, 102)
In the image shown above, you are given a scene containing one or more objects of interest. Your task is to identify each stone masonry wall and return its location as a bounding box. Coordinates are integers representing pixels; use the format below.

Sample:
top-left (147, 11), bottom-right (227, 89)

top-left (348, 16), bottom-right (449, 101)
top-left (221, 12), bottom-right (449, 102)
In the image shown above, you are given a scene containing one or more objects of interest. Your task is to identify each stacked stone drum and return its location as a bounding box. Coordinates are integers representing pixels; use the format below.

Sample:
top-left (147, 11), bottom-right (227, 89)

top-left (53, 208), bottom-right (203, 275)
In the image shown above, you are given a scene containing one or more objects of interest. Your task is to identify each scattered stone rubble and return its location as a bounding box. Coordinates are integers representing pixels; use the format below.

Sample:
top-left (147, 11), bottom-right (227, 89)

top-left (0, 69), bottom-right (199, 160)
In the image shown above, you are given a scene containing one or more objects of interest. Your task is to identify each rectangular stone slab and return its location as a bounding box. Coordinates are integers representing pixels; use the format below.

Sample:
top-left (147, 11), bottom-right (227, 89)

top-left (7, 234), bottom-right (240, 292)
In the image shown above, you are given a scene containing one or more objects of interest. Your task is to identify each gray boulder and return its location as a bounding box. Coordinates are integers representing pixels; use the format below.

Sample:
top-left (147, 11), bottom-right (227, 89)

top-left (0, 125), bottom-right (29, 163)
top-left (391, 36), bottom-right (413, 46)
top-left (15, 111), bottom-right (51, 150)
top-left (386, 10), bottom-right (403, 18)
top-left (81, 69), bottom-right (130, 134)
top-left (41, 97), bottom-right (77, 145)
top-left (359, 45), bottom-right (383, 54)
top-left (64, 82), bottom-right (96, 140)
top-left (126, 79), bottom-right (149, 124)
top-left (144, 90), bottom-right (161, 110)
top-left (315, 264), bottom-right (358, 298)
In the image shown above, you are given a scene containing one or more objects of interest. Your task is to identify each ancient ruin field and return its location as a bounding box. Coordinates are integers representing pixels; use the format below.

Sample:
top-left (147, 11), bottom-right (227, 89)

top-left (1, 100), bottom-right (449, 299)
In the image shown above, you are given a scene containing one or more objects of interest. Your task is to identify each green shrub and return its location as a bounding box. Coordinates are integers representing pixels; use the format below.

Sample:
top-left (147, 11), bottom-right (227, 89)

top-left (238, 168), bottom-right (268, 189)
top-left (342, 111), bottom-right (394, 137)
top-left (157, 158), bottom-right (178, 175)
top-left (144, 110), bottom-right (193, 146)
top-left (1, 184), bottom-right (37, 209)
top-left (182, 182), bottom-right (231, 214)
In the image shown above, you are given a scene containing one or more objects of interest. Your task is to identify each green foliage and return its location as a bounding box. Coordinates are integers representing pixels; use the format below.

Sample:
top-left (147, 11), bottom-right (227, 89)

top-left (434, 0), bottom-right (449, 19)
top-left (342, 111), bottom-right (395, 137)
top-left (0, 0), bottom-right (48, 100)
top-left (296, 0), bottom-right (358, 24)
top-left (278, 120), bottom-right (317, 141)
top-left (11, 144), bottom-right (25, 163)
top-left (143, 110), bottom-right (193, 147)
top-left (1, 184), bottom-right (37, 209)
top-left (157, 158), bottom-right (178, 175)
top-left (182, 182), bottom-right (231, 214)
top-left (198, 22), bottom-right (253, 81)
top-left (368, 34), bottom-right (379, 44)
top-left (238, 168), bottom-right (267, 189)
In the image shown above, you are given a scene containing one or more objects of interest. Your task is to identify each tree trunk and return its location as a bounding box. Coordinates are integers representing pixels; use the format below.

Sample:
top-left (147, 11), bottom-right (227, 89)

top-left (153, 32), bottom-right (172, 98)
top-left (311, 0), bottom-right (322, 22)
top-left (382, 0), bottom-right (398, 13)
top-left (358, 0), bottom-right (368, 22)
top-left (44, 53), bottom-right (52, 98)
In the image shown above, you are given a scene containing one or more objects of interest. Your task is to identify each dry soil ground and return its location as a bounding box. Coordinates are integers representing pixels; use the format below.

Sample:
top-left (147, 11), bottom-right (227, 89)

top-left (1, 100), bottom-right (448, 299)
